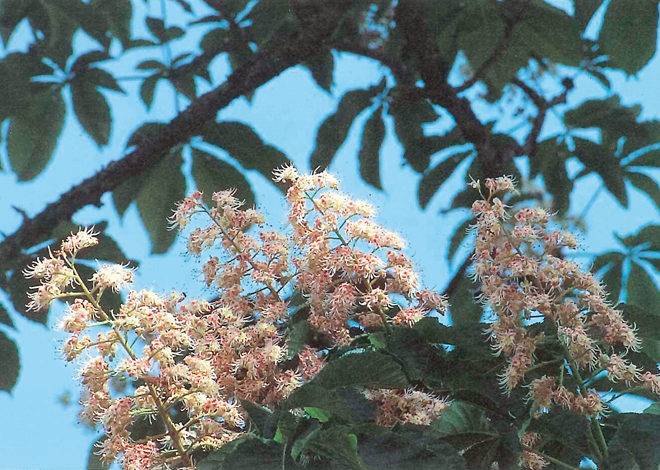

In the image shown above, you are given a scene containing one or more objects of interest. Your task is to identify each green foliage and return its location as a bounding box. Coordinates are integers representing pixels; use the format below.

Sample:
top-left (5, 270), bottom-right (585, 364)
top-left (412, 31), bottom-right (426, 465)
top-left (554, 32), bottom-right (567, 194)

top-left (0, 330), bottom-right (19, 394)
top-left (2, 1), bottom-right (660, 469)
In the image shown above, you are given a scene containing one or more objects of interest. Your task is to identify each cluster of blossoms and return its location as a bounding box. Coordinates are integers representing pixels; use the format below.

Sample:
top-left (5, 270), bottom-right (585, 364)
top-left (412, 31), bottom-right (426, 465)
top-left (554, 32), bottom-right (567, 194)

top-left (468, 176), bottom-right (660, 469)
top-left (365, 388), bottom-right (450, 427)
top-left (25, 168), bottom-right (447, 470)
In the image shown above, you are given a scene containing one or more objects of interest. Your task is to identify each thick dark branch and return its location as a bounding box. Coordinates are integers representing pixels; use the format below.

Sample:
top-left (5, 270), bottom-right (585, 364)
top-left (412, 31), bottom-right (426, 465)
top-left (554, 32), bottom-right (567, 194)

top-left (0, 1), bottom-right (352, 267)
top-left (394, 0), bottom-right (513, 178)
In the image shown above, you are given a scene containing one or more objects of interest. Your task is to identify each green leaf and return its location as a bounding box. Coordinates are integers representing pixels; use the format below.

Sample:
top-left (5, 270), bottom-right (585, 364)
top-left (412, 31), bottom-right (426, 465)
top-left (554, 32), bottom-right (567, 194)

top-left (246, 0), bottom-right (293, 45)
top-left (285, 320), bottom-right (309, 360)
top-left (573, 137), bottom-right (628, 207)
top-left (593, 251), bottom-right (624, 304)
top-left (291, 426), bottom-right (364, 469)
top-left (0, 51), bottom-right (53, 122)
top-left (199, 438), bottom-right (304, 470)
top-left (87, 435), bottom-right (109, 470)
top-left (310, 86), bottom-right (382, 170)
top-left (607, 413), bottom-right (660, 470)
top-left (0, 303), bottom-right (13, 328)
top-left (599, 0), bottom-right (658, 75)
top-left (312, 352), bottom-right (408, 389)
top-left (0, 331), bottom-right (19, 394)
top-left (303, 51), bottom-right (334, 93)
top-left (418, 150), bottom-right (473, 209)
top-left (240, 400), bottom-right (273, 437)
top-left (516, 1), bottom-right (585, 67)
top-left (644, 403), bottom-right (660, 415)
top-left (530, 139), bottom-right (572, 214)
top-left (8, 89), bottom-right (65, 181)
top-left (448, 273), bottom-right (483, 326)
top-left (357, 429), bottom-right (469, 470)
top-left (575, 0), bottom-right (606, 30)
top-left (89, 0), bottom-right (133, 46)
top-left (620, 225), bottom-right (660, 252)
top-left (71, 80), bottom-right (112, 147)
top-left (135, 149), bottom-right (185, 254)
top-left (358, 106), bottom-right (386, 190)
top-left (202, 121), bottom-right (289, 183)
top-left (0, 0), bottom-right (31, 45)
top-left (626, 262), bottom-right (660, 317)
top-left (113, 145), bottom-right (185, 253)
top-left (70, 50), bottom-right (111, 74)
top-left (83, 68), bottom-right (124, 93)
top-left (169, 71), bottom-right (197, 101)
top-left (389, 95), bottom-right (439, 172)
top-left (565, 96), bottom-right (641, 137)
top-left (284, 385), bottom-right (363, 423)
top-left (140, 74), bottom-right (160, 109)
top-left (191, 147), bottom-right (256, 209)
top-left (627, 171), bottom-right (660, 212)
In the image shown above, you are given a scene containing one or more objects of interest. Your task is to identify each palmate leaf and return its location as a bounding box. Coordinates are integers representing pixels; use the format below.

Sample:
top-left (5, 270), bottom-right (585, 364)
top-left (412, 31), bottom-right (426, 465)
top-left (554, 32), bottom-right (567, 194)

top-left (310, 82), bottom-right (385, 170)
top-left (71, 79), bottom-right (112, 147)
top-left (199, 438), bottom-right (304, 470)
top-left (353, 428), bottom-right (469, 470)
top-left (573, 137), bottom-right (628, 207)
top-left (7, 88), bottom-right (66, 181)
top-left (0, 331), bottom-right (19, 394)
top-left (432, 401), bottom-right (504, 469)
top-left (113, 144), bottom-right (185, 254)
top-left (418, 149), bottom-right (473, 209)
top-left (389, 93), bottom-right (439, 173)
top-left (626, 171), bottom-right (660, 212)
top-left (303, 51), bottom-right (334, 94)
top-left (599, 0), bottom-right (659, 75)
top-left (291, 425), bottom-right (365, 469)
top-left (447, 217), bottom-right (474, 263)
top-left (626, 262), bottom-right (660, 323)
top-left (575, 0), bottom-right (606, 31)
top-left (201, 121), bottom-right (290, 184)
top-left (311, 351), bottom-right (409, 390)
top-left (0, 303), bottom-right (13, 328)
top-left (607, 414), bottom-right (660, 470)
top-left (529, 139), bottom-right (572, 214)
top-left (592, 251), bottom-right (625, 304)
top-left (358, 105), bottom-right (386, 190)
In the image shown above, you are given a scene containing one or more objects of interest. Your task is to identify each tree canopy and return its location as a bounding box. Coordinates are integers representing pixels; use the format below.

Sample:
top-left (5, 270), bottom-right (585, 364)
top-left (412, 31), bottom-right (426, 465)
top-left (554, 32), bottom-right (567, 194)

top-left (1, 1), bottom-right (660, 469)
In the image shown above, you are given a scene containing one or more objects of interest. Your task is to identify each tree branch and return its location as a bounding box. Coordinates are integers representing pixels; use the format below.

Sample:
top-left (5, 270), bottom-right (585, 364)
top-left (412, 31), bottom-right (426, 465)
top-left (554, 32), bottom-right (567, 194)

top-left (512, 77), bottom-right (574, 157)
top-left (394, 0), bottom-right (515, 178)
top-left (0, 1), bottom-right (352, 267)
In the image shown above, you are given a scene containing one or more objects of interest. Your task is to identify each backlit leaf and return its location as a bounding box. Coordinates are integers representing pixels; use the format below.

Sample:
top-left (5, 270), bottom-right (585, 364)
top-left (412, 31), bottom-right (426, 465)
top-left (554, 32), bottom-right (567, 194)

top-left (303, 51), bottom-right (334, 93)
top-left (71, 80), bottom-right (112, 147)
top-left (0, 331), bottom-right (19, 394)
top-left (599, 0), bottom-right (659, 74)
top-left (573, 137), bottom-right (627, 207)
top-left (627, 262), bottom-right (660, 316)
top-left (358, 106), bottom-right (385, 190)
top-left (191, 147), bottom-right (255, 209)
top-left (418, 150), bottom-right (473, 209)
top-left (7, 89), bottom-right (65, 181)
top-left (202, 121), bottom-right (290, 184)
top-left (310, 85), bottom-right (382, 170)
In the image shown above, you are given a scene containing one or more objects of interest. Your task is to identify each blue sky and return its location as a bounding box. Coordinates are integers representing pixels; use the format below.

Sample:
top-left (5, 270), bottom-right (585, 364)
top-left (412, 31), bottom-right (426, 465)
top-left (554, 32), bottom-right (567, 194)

top-left (0, 1), bottom-right (659, 468)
